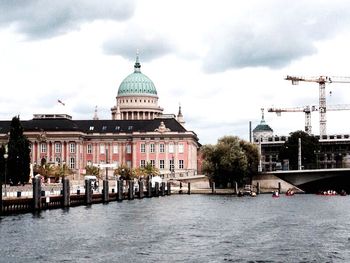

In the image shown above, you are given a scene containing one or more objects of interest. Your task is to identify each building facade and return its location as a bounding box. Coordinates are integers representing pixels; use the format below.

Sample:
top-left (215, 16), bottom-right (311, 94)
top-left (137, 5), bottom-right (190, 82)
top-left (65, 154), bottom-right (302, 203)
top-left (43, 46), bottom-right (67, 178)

top-left (0, 57), bottom-right (200, 178)
top-left (252, 112), bottom-right (350, 172)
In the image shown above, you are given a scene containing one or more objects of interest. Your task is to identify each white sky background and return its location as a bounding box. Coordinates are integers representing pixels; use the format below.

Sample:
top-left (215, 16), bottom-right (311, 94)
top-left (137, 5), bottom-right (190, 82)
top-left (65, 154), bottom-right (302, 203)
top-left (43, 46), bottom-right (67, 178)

top-left (1, 0), bottom-right (350, 144)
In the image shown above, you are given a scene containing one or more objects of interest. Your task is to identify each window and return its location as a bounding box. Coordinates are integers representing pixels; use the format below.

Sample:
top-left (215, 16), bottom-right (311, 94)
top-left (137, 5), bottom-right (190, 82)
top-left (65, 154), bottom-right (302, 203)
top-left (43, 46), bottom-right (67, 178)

top-left (159, 160), bottom-right (165, 169)
top-left (140, 160), bottom-right (146, 168)
top-left (87, 144), bottom-right (92, 154)
top-left (89, 126), bottom-right (94, 131)
top-left (126, 161), bottom-right (131, 168)
top-left (55, 157), bottom-right (61, 164)
top-left (102, 126), bottom-right (107, 131)
top-left (113, 160), bottom-right (119, 167)
top-left (69, 157), bottom-right (75, 169)
top-left (140, 144), bottom-right (146, 153)
top-left (169, 143), bottom-right (174, 153)
top-left (100, 144), bottom-right (105, 154)
top-left (159, 144), bottom-right (165, 153)
top-left (126, 144), bottom-right (132, 154)
top-left (113, 145), bottom-right (118, 154)
top-left (128, 126), bottom-right (133, 131)
top-left (55, 142), bottom-right (61, 153)
top-left (178, 144), bottom-right (184, 153)
top-left (169, 158), bottom-right (175, 171)
top-left (40, 143), bottom-right (47, 153)
top-left (150, 144), bottom-right (155, 153)
top-left (115, 126), bottom-right (120, 131)
top-left (179, 160), bottom-right (184, 169)
top-left (69, 143), bottom-right (75, 153)
top-left (87, 160), bottom-right (92, 166)
top-left (150, 160), bottom-right (155, 167)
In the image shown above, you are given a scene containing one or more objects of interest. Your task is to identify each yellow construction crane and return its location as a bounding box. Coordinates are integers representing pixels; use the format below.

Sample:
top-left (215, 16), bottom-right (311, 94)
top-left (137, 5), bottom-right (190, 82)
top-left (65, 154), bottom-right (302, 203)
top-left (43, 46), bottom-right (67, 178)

top-left (268, 104), bottom-right (350, 135)
top-left (285, 76), bottom-right (350, 136)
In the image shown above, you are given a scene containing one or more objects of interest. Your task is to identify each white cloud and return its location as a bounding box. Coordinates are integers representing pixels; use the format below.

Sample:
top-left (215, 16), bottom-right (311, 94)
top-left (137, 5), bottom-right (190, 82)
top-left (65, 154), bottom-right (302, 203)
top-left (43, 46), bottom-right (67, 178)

top-left (1, 0), bottom-right (350, 144)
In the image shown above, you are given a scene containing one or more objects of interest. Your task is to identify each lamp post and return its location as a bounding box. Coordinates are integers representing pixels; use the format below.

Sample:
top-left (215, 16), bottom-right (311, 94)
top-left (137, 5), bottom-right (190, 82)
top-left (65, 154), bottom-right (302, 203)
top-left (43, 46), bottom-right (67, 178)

top-left (4, 152), bottom-right (8, 197)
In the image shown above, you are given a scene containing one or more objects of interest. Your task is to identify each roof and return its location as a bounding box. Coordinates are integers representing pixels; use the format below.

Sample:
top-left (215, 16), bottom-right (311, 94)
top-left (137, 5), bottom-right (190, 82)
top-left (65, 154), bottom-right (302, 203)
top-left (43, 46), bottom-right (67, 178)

top-left (253, 119), bottom-right (273, 132)
top-left (0, 118), bottom-right (188, 134)
top-left (117, 56), bottom-right (157, 97)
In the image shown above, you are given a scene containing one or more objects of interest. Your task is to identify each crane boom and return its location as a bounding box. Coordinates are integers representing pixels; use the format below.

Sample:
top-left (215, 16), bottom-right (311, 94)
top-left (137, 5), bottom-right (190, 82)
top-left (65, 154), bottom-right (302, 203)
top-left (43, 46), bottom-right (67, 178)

top-left (268, 104), bottom-right (350, 135)
top-left (285, 75), bottom-right (350, 136)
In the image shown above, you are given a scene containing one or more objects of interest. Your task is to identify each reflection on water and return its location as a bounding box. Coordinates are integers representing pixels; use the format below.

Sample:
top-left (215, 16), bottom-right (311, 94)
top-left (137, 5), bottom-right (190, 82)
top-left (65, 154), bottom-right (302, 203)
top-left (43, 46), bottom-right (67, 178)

top-left (1, 195), bottom-right (350, 262)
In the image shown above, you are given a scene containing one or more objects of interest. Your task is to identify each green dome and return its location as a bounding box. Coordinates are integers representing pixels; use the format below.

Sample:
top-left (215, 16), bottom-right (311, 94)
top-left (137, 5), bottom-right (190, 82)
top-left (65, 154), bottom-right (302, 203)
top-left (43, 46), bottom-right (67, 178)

top-left (253, 119), bottom-right (273, 132)
top-left (117, 56), bottom-right (157, 96)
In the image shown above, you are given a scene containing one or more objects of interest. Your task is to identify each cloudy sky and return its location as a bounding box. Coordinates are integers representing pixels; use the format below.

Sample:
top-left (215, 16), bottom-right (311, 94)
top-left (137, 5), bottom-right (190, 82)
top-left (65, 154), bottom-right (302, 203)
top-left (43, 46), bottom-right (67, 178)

top-left (1, 0), bottom-right (350, 144)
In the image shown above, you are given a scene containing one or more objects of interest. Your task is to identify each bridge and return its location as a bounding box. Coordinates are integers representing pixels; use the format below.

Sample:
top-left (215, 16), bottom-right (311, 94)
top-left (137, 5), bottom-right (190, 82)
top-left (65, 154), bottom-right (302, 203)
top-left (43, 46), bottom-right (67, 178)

top-left (265, 168), bottom-right (350, 193)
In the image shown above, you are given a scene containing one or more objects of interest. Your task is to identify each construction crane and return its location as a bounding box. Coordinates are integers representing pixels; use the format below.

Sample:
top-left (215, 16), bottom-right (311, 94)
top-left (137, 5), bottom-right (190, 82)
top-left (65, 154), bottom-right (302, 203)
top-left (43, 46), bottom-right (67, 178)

top-left (285, 75), bottom-right (350, 136)
top-left (268, 104), bottom-right (350, 135)
top-left (267, 105), bottom-right (316, 134)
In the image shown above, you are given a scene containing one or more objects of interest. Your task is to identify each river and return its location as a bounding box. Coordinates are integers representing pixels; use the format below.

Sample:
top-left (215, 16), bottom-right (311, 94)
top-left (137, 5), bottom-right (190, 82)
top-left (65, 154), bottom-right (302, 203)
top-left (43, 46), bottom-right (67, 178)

top-left (1, 194), bottom-right (350, 262)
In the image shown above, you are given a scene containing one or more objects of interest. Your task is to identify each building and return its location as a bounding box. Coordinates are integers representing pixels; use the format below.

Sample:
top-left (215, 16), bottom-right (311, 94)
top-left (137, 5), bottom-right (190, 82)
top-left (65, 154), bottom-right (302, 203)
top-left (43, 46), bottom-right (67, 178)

top-left (252, 111), bottom-right (350, 172)
top-left (0, 56), bottom-right (200, 178)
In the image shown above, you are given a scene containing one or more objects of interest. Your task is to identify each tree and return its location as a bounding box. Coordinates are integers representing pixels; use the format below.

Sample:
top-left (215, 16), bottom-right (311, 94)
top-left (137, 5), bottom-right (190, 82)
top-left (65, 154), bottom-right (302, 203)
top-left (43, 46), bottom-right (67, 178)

top-left (114, 165), bottom-right (133, 180)
top-left (279, 130), bottom-right (319, 170)
top-left (0, 145), bottom-right (5, 183)
top-left (85, 165), bottom-right (101, 178)
top-left (7, 116), bottom-right (31, 185)
top-left (201, 136), bottom-right (259, 187)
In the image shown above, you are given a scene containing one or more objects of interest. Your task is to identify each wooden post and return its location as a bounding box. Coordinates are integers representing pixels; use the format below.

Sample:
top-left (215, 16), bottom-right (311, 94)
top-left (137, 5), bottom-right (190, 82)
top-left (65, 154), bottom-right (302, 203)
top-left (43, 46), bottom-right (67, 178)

top-left (161, 182), bottom-right (165, 196)
top-left (33, 177), bottom-right (42, 210)
top-left (128, 180), bottom-right (134, 200)
top-left (62, 178), bottom-right (70, 207)
top-left (187, 182), bottom-right (191, 195)
top-left (139, 180), bottom-right (144, 199)
top-left (0, 181), bottom-right (3, 215)
top-left (167, 182), bottom-right (171, 195)
top-left (103, 180), bottom-right (109, 203)
top-left (179, 181), bottom-right (183, 194)
top-left (85, 179), bottom-right (92, 205)
top-left (147, 181), bottom-right (152, 197)
top-left (257, 182), bottom-right (260, 194)
top-left (278, 182), bottom-right (281, 194)
top-left (155, 182), bottom-right (159, 197)
top-left (212, 182), bottom-right (215, 194)
top-left (235, 181), bottom-right (238, 194)
top-left (117, 180), bottom-right (123, 201)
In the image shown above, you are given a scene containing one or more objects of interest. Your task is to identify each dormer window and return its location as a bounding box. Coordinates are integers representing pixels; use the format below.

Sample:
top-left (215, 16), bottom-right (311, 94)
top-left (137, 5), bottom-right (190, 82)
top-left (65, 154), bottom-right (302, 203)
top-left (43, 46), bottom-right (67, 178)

top-left (128, 126), bottom-right (133, 131)
top-left (89, 126), bottom-right (94, 131)
top-left (115, 126), bottom-right (120, 131)
top-left (102, 126), bottom-right (107, 131)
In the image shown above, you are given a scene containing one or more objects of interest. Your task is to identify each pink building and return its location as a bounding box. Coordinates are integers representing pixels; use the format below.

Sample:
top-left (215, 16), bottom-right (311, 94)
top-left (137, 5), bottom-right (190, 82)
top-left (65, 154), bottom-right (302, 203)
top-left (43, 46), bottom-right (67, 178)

top-left (0, 56), bottom-right (200, 177)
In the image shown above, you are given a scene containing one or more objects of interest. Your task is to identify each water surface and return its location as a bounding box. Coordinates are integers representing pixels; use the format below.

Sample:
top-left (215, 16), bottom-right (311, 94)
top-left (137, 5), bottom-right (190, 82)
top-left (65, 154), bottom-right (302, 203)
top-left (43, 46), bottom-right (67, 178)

top-left (1, 194), bottom-right (350, 262)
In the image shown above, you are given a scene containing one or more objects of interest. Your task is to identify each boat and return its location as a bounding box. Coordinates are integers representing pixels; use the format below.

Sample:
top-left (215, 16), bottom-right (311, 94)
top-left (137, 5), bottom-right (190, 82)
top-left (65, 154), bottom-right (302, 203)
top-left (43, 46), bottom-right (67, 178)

top-left (272, 191), bottom-right (279, 198)
top-left (285, 188), bottom-right (295, 196)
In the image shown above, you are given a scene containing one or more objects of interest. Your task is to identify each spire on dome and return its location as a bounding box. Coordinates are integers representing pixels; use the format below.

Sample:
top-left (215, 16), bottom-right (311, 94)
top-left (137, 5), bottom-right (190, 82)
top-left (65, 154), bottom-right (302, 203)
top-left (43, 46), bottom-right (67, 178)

top-left (93, 105), bottom-right (99, 120)
top-left (134, 49), bottom-right (141, 73)
top-left (260, 108), bottom-right (265, 124)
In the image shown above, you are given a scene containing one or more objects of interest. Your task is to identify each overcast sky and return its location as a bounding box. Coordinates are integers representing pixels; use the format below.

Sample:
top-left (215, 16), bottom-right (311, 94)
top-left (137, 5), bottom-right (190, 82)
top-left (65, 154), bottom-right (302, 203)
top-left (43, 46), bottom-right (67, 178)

top-left (1, 0), bottom-right (350, 144)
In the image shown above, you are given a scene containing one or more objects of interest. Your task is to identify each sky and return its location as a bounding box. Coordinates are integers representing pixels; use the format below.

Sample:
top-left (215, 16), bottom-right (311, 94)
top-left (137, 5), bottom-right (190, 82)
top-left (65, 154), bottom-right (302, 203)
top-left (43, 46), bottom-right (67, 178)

top-left (1, 0), bottom-right (350, 144)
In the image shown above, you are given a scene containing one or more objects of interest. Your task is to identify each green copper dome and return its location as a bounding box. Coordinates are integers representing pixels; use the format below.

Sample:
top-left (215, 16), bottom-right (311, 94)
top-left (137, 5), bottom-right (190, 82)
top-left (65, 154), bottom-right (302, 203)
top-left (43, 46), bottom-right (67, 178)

top-left (117, 56), bottom-right (157, 96)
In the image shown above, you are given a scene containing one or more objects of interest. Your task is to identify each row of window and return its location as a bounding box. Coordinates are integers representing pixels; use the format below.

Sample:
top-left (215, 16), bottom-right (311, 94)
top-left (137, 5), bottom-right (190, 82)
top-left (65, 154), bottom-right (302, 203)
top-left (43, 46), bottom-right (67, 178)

top-left (87, 143), bottom-right (185, 155)
top-left (38, 142), bottom-right (185, 155)
top-left (86, 159), bottom-right (185, 170)
top-left (140, 143), bottom-right (184, 153)
top-left (39, 143), bottom-right (76, 154)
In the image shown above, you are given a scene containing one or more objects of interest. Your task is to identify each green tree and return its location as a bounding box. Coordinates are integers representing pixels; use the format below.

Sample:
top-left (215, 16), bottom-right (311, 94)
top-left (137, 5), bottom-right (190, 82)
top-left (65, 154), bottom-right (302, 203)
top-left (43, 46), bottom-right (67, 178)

top-left (201, 136), bottom-right (259, 187)
top-left (279, 130), bottom-right (319, 170)
top-left (114, 164), bottom-right (133, 180)
top-left (7, 116), bottom-right (31, 185)
top-left (0, 145), bottom-right (5, 184)
top-left (85, 165), bottom-right (101, 178)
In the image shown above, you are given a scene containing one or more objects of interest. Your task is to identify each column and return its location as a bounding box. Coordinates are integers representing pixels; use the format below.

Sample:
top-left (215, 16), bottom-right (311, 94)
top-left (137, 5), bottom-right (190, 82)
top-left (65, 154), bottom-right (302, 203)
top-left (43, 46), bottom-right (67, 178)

top-left (132, 142), bottom-right (137, 168)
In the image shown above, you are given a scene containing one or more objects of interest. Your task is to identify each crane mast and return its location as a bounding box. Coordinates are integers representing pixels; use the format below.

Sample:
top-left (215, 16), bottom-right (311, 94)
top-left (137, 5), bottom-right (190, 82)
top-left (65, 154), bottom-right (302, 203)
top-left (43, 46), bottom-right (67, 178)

top-left (285, 75), bottom-right (350, 136)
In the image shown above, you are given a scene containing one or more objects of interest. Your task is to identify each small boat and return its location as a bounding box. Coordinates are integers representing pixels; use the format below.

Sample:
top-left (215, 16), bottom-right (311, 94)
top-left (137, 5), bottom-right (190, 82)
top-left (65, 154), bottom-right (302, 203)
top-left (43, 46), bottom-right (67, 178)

top-left (272, 191), bottom-right (279, 198)
top-left (286, 189), bottom-right (295, 196)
